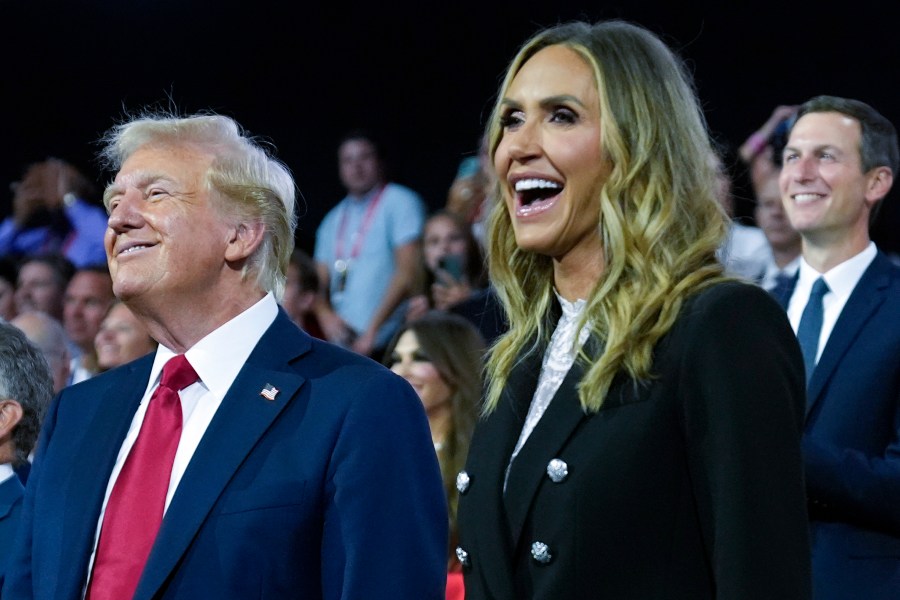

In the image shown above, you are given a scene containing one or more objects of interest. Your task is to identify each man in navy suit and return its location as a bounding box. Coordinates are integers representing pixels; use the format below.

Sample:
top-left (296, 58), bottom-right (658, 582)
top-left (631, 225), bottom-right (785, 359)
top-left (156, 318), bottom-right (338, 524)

top-left (2, 113), bottom-right (447, 599)
top-left (779, 95), bottom-right (900, 599)
top-left (0, 321), bottom-right (55, 580)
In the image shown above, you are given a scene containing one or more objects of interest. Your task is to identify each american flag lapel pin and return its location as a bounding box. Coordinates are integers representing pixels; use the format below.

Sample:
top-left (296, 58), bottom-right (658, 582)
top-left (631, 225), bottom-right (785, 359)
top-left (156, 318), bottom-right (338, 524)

top-left (260, 383), bottom-right (279, 401)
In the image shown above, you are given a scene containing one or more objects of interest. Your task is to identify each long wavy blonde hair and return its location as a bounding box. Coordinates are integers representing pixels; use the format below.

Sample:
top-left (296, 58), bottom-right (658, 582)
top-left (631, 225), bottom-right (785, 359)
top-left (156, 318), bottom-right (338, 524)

top-left (484, 21), bottom-right (729, 413)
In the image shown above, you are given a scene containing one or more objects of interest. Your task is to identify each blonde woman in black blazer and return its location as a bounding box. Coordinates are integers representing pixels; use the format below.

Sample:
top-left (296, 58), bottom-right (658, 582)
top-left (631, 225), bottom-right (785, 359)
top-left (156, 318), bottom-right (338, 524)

top-left (456, 21), bottom-right (811, 599)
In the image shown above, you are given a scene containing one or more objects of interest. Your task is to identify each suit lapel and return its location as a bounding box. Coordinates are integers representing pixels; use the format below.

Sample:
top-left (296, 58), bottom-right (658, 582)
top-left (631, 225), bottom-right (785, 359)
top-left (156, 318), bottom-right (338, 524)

top-left (807, 253), bottom-right (891, 415)
top-left (502, 354), bottom-right (589, 553)
top-left (134, 314), bottom-right (311, 600)
top-left (504, 342), bottom-right (544, 421)
top-left (54, 357), bottom-right (152, 599)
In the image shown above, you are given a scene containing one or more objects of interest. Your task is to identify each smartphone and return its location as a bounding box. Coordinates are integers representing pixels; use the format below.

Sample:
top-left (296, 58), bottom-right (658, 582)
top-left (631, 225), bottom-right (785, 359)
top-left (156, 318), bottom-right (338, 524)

top-left (437, 254), bottom-right (465, 281)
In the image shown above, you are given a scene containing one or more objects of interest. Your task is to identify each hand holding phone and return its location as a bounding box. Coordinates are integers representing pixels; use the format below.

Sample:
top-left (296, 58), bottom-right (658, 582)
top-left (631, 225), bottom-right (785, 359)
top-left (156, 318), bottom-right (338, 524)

top-left (437, 254), bottom-right (465, 282)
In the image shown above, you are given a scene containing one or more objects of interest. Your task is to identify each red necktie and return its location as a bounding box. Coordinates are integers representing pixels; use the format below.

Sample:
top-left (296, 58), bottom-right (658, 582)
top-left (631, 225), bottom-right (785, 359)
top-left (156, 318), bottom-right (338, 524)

top-left (87, 354), bottom-right (198, 600)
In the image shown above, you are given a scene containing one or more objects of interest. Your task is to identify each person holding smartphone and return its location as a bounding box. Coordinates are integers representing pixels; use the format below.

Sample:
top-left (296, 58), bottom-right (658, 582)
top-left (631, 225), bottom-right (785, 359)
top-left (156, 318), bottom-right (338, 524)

top-left (406, 211), bottom-right (487, 322)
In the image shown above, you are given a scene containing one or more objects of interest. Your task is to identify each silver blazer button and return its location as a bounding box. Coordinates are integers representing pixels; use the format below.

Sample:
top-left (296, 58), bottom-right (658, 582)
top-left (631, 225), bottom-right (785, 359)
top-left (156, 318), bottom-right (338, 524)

top-left (456, 470), bottom-right (471, 494)
top-left (531, 541), bottom-right (552, 564)
top-left (546, 458), bottom-right (569, 483)
top-left (456, 546), bottom-right (471, 567)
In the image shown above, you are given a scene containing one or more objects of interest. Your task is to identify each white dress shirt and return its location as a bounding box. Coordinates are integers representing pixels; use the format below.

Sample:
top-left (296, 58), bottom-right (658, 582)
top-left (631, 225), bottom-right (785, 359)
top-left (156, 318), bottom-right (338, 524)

top-left (787, 243), bottom-right (877, 364)
top-left (86, 293), bottom-right (278, 582)
top-left (0, 462), bottom-right (15, 485)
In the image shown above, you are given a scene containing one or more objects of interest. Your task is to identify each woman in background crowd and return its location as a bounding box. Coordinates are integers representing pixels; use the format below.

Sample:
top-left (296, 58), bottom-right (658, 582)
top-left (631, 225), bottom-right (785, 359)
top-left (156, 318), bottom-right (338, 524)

top-left (94, 300), bottom-right (156, 371)
top-left (384, 311), bottom-right (484, 599)
top-left (282, 249), bottom-right (325, 339)
top-left (406, 211), bottom-right (486, 322)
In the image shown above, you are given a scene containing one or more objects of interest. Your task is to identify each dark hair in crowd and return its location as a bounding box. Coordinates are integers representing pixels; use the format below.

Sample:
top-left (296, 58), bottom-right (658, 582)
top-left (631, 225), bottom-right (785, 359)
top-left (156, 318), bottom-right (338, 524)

top-left (289, 250), bottom-right (320, 294)
top-left (19, 253), bottom-right (76, 289)
top-left (0, 321), bottom-right (55, 464)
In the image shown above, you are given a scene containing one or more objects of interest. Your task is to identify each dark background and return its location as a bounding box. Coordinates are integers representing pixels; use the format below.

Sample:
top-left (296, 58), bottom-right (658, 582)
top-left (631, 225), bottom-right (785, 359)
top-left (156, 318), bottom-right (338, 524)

top-left (2, 0), bottom-right (898, 254)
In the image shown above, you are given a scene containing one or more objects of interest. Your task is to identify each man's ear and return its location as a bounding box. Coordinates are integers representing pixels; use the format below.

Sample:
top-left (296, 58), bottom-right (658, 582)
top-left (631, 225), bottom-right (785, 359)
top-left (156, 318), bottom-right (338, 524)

top-left (0, 398), bottom-right (24, 439)
top-left (225, 220), bottom-right (266, 264)
top-left (865, 166), bottom-right (893, 207)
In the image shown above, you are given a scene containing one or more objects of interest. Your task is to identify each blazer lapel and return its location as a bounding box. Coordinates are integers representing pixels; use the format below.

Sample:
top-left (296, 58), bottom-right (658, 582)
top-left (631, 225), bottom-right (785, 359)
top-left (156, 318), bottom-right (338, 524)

top-left (502, 355), bottom-right (589, 552)
top-left (54, 357), bottom-right (152, 599)
top-left (134, 316), bottom-right (311, 600)
top-left (807, 253), bottom-right (891, 415)
top-left (505, 343), bottom-right (544, 421)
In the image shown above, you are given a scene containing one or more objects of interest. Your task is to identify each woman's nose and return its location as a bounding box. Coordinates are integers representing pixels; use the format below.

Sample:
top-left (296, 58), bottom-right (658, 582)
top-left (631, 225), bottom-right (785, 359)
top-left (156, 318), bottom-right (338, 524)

top-left (506, 120), bottom-right (542, 163)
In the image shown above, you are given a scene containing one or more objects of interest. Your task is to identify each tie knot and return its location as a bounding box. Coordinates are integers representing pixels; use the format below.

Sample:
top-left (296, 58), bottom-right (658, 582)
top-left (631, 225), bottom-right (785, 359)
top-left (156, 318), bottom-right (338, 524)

top-left (810, 277), bottom-right (830, 299)
top-left (160, 354), bottom-right (198, 392)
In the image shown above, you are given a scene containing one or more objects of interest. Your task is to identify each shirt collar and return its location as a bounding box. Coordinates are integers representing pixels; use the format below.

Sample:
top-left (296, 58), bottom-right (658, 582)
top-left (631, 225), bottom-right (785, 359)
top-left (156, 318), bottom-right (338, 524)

top-left (0, 462), bottom-right (15, 484)
top-left (553, 289), bottom-right (587, 320)
top-left (150, 294), bottom-right (279, 401)
top-left (797, 242), bottom-right (877, 302)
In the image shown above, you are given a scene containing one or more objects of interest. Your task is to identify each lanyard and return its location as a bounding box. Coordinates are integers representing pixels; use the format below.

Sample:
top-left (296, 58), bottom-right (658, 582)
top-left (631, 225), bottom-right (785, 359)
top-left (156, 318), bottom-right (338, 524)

top-left (335, 185), bottom-right (386, 263)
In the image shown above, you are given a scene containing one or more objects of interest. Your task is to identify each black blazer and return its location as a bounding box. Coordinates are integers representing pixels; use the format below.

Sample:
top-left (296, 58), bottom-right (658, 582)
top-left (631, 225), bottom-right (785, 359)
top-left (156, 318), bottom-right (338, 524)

top-left (457, 281), bottom-right (812, 599)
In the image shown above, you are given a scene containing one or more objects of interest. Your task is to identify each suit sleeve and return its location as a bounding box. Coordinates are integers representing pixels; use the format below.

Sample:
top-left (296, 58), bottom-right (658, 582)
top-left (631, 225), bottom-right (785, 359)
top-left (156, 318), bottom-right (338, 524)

top-left (319, 369), bottom-right (447, 600)
top-left (804, 432), bottom-right (900, 535)
top-left (680, 284), bottom-right (811, 599)
top-left (1, 389), bottom-right (62, 598)
top-left (802, 325), bottom-right (900, 535)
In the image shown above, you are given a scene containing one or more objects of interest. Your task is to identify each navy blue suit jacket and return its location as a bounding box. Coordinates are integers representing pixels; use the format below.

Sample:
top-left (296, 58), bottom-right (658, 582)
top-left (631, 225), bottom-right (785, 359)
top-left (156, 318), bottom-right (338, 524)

top-left (0, 473), bottom-right (25, 582)
top-left (782, 252), bottom-right (900, 600)
top-left (2, 310), bottom-right (448, 599)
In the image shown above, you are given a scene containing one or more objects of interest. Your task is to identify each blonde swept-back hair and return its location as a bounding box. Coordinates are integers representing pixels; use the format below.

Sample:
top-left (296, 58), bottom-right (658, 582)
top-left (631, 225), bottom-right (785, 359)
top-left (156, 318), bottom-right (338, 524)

top-left (100, 112), bottom-right (297, 300)
top-left (484, 21), bottom-right (729, 413)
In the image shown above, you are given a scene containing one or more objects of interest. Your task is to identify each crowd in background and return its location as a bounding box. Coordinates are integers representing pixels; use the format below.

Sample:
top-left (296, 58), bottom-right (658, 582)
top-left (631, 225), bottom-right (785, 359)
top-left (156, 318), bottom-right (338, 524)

top-left (0, 80), bottom-right (897, 598)
top-left (0, 105), bottom-right (825, 385)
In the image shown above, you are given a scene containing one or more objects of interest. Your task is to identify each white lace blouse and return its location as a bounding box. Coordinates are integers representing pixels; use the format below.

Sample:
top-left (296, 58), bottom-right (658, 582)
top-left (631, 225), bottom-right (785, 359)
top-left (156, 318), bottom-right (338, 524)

top-left (505, 293), bottom-right (590, 489)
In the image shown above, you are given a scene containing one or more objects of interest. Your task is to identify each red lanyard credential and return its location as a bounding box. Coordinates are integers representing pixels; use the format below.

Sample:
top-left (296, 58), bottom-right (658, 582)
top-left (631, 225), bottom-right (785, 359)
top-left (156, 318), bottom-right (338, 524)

top-left (334, 185), bottom-right (386, 268)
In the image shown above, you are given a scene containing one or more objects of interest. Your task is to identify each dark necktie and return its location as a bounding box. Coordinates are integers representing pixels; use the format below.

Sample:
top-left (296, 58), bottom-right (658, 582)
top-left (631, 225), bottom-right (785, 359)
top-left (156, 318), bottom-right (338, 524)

top-left (797, 277), bottom-right (829, 382)
top-left (87, 354), bottom-right (198, 600)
